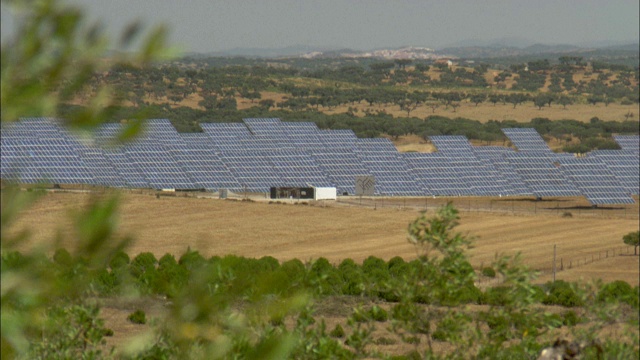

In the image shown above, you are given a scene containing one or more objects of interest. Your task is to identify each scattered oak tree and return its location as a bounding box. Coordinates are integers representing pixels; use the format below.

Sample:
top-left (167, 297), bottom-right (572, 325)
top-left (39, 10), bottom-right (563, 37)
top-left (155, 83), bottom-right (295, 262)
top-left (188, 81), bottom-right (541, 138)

top-left (623, 231), bottom-right (639, 255)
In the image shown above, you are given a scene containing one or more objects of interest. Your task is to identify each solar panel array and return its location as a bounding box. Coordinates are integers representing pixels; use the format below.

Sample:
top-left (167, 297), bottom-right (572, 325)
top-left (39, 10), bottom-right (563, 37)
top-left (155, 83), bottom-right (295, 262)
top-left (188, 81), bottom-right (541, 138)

top-left (429, 136), bottom-right (515, 196)
top-left (1, 118), bottom-right (637, 204)
top-left (587, 150), bottom-right (640, 196)
top-left (505, 152), bottom-right (582, 198)
top-left (613, 135), bottom-right (639, 153)
top-left (558, 158), bottom-right (635, 205)
top-left (356, 138), bottom-right (424, 196)
top-left (502, 128), bottom-right (554, 153)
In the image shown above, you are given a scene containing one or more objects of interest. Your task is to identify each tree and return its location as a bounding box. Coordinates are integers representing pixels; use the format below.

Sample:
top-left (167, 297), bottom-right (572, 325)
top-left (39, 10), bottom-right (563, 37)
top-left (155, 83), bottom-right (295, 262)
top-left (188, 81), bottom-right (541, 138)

top-left (394, 59), bottom-right (413, 69)
top-left (414, 63), bottom-right (430, 73)
top-left (489, 94), bottom-right (502, 106)
top-left (1, 1), bottom-right (170, 357)
top-left (507, 93), bottom-right (528, 109)
top-left (534, 95), bottom-right (548, 110)
top-left (623, 231), bottom-right (639, 255)
top-left (259, 99), bottom-right (275, 110)
top-left (557, 95), bottom-right (573, 109)
top-left (369, 62), bottom-right (395, 73)
top-left (587, 95), bottom-right (603, 106)
top-left (198, 95), bottom-right (217, 110)
top-left (470, 93), bottom-right (486, 107)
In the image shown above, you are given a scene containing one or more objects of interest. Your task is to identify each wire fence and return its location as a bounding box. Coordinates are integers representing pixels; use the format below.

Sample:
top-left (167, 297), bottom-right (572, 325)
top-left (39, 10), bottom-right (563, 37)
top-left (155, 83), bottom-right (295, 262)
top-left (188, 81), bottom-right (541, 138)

top-left (336, 196), bottom-right (640, 220)
top-left (544, 245), bottom-right (635, 274)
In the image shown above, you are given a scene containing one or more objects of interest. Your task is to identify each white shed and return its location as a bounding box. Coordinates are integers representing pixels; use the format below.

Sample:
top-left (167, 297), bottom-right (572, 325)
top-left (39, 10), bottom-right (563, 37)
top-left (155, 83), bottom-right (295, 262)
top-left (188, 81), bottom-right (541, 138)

top-left (314, 187), bottom-right (337, 200)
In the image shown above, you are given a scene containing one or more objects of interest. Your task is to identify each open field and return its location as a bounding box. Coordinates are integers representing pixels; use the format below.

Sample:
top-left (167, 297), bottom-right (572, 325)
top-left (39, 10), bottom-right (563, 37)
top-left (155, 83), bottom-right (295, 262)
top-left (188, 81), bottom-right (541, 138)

top-left (7, 191), bottom-right (639, 286)
top-left (234, 91), bottom-right (640, 123)
top-left (125, 86), bottom-right (640, 124)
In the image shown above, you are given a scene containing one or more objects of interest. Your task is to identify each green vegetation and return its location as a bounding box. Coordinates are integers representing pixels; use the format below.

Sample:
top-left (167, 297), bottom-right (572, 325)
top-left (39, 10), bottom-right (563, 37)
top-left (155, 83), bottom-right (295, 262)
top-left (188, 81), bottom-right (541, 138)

top-left (3, 198), bottom-right (639, 358)
top-left (623, 231), bottom-right (640, 255)
top-left (127, 310), bottom-right (147, 324)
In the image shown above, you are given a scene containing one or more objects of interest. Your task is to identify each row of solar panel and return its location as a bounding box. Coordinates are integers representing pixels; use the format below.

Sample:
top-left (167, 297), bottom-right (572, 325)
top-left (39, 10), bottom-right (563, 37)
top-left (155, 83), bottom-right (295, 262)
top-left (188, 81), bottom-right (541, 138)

top-left (1, 118), bottom-right (638, 204)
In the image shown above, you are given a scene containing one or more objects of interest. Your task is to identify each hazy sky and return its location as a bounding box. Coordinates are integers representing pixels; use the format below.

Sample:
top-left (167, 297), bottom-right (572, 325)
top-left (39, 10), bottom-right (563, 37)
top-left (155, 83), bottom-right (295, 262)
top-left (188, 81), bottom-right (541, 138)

top-left (3, 0), bottom-right (639, 52)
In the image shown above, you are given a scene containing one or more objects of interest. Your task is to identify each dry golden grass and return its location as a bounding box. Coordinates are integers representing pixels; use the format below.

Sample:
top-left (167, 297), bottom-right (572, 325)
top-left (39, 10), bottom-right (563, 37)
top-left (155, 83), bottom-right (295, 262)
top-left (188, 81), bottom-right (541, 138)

top-left (320, 101), bottom-right (639, 123)
top-left (8, 191), bottom-right (639, 286)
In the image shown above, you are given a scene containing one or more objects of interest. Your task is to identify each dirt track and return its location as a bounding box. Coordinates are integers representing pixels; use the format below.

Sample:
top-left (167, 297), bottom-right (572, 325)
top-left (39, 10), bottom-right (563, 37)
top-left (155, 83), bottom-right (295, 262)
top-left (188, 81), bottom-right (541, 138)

top-left (8, 191), bottom-right (639, 286)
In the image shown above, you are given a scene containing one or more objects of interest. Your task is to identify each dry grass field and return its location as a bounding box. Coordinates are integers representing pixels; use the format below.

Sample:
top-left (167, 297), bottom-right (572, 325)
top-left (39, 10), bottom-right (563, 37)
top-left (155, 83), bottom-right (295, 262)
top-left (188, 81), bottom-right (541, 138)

top-left (8, 191), bottom-right (639, 286)
top-left (10, 190), bottom-right (637, 355)
top-left (234, 91), bottom-right (640, 123)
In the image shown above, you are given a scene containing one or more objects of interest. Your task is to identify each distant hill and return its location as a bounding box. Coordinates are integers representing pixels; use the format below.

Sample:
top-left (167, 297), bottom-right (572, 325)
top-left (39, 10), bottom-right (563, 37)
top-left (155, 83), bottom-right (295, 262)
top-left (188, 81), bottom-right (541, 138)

top-left (183, 41), bottom-right (638, 67)
top-left (194, 45), bottom-right (339, 58)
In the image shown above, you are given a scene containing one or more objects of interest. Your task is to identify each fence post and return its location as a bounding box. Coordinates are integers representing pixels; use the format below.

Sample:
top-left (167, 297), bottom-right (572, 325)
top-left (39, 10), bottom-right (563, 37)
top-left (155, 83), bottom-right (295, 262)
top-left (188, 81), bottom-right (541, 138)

top-left (553, 244), bottom-right (556, 283)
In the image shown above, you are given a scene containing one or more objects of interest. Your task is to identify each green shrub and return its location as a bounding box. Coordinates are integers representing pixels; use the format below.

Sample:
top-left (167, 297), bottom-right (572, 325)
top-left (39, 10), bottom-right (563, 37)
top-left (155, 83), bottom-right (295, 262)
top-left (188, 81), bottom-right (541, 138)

top-left (92, 269), bottom-right (119, 295)
top-left (374, 336), bottom-right (396, 345)
top-left (155, 254), bottom-right (189, 297)
top-left (377, 288), bottom-right (400, 303)
top-left (432, 312), bottom-right (472, 342)
top-left (481, 267), bottom-right (496, 278)
top-left (598, 280), bottom-right (639, 308)
top-left (362, 256), bottom-right (386, 276)
top-left (543, 281), bottom-right (583, 307)
top-left (130, 252), bottom-right (158, 278)
top-left (404, 336), bottom-right (420, 344)
top-left (178, 249), bottom-right (206, 271)
top-left (341, 268), bottom-right (365, 296)
top-left (483, 286), bottom-right (510, 306)
top-left (329, 324), bottom-right (345, 338)
top-left (546, 313), bottom-right (563, 328)
top-left (109, 250), bottom-right (130, 270)
top-left (258, 256), bottom-right (280, 271)
top-left (127, 309), bottom-right (146, 324)
top-left (53, 248), bottom-right (73, 267)
top-left (369, 305), bottom-right (388, 322)
top-left (351, 307), bottom-right (369, 323)
top-left (280, 258), bottom-right (306, 281)
top-left (563, 310), bottom-right (581, 326)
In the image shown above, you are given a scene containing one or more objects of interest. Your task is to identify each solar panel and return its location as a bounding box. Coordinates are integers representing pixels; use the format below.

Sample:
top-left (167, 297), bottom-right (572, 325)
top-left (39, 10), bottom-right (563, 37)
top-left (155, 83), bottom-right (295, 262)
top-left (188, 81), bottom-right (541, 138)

top-left (311, 149), bottom-right (372, 195)
top-left (219, 150), bottom-right (284, 192)
top-left (505, 153), bottom-right (581, 197)
top-left (428, 136), bottom-right (514, 196)
top-left (613, 135), bottom-right (639, 153)
top-left (172, 133), bottom-right (241, 191)
top-left (502, 128), bottom-right (553, 153)
top-left (558, 157), bottom-right (634, 205)
top-left (265, 150), bottom-right (333, 188)
top-left (356, 139), bottom-right (425, 196)
top-left (403, 153), bottom-right (464, 196)
top-left (587, 149), bottom-right (640, 195)
top-left (2, 118), bottom-right (637, 203)
top-left (123, 144), bottom-right (196, 189)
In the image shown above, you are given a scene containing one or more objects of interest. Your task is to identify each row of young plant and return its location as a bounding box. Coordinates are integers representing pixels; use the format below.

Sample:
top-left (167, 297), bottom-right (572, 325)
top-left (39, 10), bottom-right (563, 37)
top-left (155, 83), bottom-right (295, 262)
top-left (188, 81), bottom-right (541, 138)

top-left (2, 204), bottom-right (638, 359)
top-left (6, 246), bottom-right (637, 310)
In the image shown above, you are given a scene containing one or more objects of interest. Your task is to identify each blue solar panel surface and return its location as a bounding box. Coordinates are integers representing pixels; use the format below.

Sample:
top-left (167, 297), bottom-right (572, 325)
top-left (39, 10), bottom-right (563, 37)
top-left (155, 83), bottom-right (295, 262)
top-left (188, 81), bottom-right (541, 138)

top-left (0, 118), bottom-right (637, 204)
